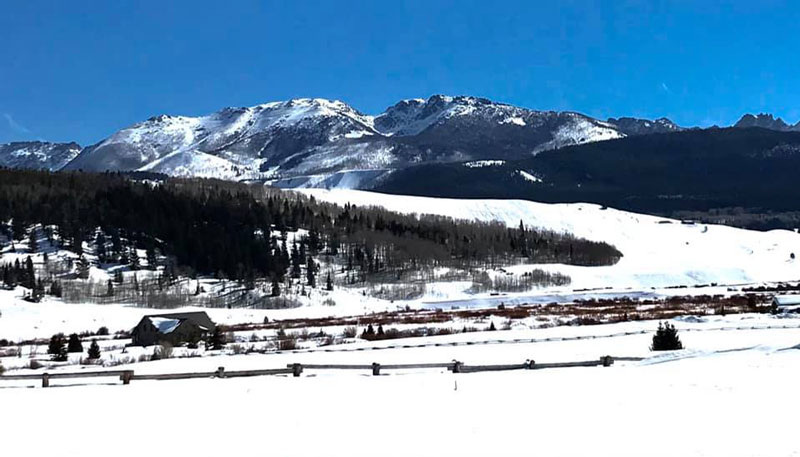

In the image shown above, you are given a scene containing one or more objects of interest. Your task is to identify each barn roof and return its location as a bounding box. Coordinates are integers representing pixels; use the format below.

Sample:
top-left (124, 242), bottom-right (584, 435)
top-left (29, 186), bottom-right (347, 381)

top-left (773, 295), bottom-right (800, 307)
top-left (147, 317), bottom-right (182, 334)
top-left (137, 311), bottom-right (216, 334)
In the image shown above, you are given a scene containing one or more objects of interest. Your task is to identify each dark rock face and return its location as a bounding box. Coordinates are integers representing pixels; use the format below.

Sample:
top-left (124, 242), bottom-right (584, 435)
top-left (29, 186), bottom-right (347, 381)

top-left (606, 117), bottom-right (682, 136)
top-left (734, 113), bottom-right (800, 131)
top-left (0, 141), bottom-right (81, 171)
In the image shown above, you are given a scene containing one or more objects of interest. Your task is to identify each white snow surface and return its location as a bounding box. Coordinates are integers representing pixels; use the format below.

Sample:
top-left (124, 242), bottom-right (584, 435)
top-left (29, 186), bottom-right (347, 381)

top-left (3, 315), bottom-right (800, 456)
top-left (299, 189), bottom-right (800, 291)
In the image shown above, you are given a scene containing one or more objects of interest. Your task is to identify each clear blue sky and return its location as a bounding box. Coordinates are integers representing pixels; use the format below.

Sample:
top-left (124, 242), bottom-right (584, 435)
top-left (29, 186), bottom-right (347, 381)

top-left (2, 0), bottom-right (799, 145)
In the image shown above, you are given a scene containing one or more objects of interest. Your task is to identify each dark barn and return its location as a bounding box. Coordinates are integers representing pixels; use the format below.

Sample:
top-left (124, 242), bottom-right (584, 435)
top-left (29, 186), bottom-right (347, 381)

top-left (131, 312), bottom-right (216, 346)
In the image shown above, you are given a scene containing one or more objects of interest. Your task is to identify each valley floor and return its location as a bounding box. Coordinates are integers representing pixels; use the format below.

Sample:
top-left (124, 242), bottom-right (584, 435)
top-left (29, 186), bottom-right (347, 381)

top-left (2, 314), bottom-right (799, 457)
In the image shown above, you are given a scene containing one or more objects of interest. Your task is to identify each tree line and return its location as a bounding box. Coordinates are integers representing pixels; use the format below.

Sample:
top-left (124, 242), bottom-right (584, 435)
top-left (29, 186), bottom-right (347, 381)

top-left (0, 168), bottom-right (622, 289)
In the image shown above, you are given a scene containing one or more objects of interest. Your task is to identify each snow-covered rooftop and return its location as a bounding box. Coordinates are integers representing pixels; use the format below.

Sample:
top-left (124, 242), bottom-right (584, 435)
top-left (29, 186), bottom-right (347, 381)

top-left (148, 317), bottom-right (182, 334)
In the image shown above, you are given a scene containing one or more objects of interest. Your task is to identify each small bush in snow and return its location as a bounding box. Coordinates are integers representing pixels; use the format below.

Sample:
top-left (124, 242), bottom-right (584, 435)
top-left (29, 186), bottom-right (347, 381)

top-left (651, 322), bottom-right (683, 351)
top-left (342, 327), bottom-right (357, 338)
top-left (278, 338), bottom-right (297, 351)
top-left (151, 343), bottom-right (173, 360)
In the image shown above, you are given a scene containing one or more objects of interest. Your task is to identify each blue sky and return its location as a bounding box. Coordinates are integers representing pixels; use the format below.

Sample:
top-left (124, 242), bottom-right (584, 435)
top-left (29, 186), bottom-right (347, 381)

top-left (2, 0), bottom-right (800, 145)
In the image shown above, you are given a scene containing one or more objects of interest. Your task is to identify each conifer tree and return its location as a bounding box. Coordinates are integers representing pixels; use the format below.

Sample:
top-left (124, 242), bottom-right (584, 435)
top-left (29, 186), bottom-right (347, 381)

top-left (47, 333), bottom-right (68, 361)
top-left (326, 272), bottom-right (333, 291)
top-left (651, 321), bottom-right (683, 351)
top-left (306, 256), bottom-right (317, 288)
top-left (207, 327), bottom-right (225, 350)
top-left (49, 280), bottom-right (62, 298)
top-left (95, 232), bottom-right (107, 263)
top-left (67, 333), bottom-right (83, 353)
top-left (28, 229), bottom-right (38, 253)
top-left (76, 255), bottom-right (91, 279)
top-left (271, 277), bottom-right (281, 297)
top-left (87, 339), bottom-right (101, 359)
top-left (24, 256), bottom-right (35, 289)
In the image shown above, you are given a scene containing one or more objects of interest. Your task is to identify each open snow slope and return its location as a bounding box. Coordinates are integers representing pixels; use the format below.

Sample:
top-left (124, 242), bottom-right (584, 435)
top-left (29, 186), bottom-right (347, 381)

top-left (300, 189), bottom-right (800, 290)
top-left (3, 315), bottom-right (800, 457)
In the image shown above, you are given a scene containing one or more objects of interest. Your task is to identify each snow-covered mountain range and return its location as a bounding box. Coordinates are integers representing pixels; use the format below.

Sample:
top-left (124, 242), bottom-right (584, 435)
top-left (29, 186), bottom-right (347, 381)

top-left (2, 95), bottom-right (796, 189)
top-left (0, 95), bottom-right (679, 186)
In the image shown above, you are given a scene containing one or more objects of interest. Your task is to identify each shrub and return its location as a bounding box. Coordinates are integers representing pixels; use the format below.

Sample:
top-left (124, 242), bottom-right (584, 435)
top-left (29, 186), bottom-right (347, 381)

top-left (151, 343), bottom-right (173, 360)
top-left (342, 327), bottom-right (357, 338)
top-left (0, 362), bottom-right (4, 375)
top-left (28, 359), bottom-right (43, 370)
top-left (96, 326), bottom-right (109, 336)
top-left (651, 321), bottom-right (684, 351)
top-left (278, 338), bottom-right (297, 351)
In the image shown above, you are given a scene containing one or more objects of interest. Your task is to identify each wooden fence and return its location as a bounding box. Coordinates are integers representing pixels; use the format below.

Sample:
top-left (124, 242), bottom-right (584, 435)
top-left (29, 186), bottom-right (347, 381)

top-left (0, 355), bottom-right (632, 388)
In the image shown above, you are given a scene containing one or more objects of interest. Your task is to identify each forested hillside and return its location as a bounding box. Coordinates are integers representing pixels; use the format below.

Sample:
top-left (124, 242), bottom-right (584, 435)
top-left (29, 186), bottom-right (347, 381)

top-left (0, 169), bottom-right (621, 299)
top-left (376, 127), bottom-right (800, 229)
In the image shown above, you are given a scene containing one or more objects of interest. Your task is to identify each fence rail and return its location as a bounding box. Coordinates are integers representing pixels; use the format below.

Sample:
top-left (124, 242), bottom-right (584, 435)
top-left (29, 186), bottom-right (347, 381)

top-left (0, 355), bottom-right (624, 388)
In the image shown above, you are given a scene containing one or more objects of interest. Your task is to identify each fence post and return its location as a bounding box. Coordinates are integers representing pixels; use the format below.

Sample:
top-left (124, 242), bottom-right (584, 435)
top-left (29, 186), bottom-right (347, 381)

top-left (601, 356), bottom-right (614, 367)
top-left (216, 367), bottom-right (225, 378)
top-left (121, 370), bottom-right (134, 385)
top-left (292, 363), bottom-right (303, 377)
top-left (42, 373), bottom-right (50, 388)
top-left (452, 361), bottom-right (462, 373)
top-left (372, 363), bottom-right (381, 376)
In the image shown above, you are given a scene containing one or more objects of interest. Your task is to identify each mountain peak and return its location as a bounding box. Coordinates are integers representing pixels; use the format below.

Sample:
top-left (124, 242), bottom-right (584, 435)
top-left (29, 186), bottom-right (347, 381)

top-left (734, 113), bottom-right (792, 131)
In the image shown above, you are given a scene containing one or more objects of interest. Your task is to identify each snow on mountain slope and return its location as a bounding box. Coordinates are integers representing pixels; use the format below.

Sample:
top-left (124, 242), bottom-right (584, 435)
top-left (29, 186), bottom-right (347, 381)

top-left (299, 189), bottom-right (800, 291)
top-left (64, 99), bottom-right (378, 175)
top-left (57, 95), bottom-right (675, 187)
top-left (374, 96), bottom-right (624, 149)
top-left (0, 141), bottom-right (81, 171)
top-left (532, 113), bottom-right (624, 153)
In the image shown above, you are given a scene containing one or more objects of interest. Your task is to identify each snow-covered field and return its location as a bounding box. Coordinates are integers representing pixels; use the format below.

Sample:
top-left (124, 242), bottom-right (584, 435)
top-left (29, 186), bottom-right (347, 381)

top-left (2, 314), bottom-right (800, 457)
top-left (300, 189), bottom-right (800, 293)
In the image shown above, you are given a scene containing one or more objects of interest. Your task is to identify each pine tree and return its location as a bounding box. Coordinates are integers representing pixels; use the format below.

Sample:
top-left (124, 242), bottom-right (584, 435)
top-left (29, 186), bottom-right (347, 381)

top-left (76, 255), bottom-right (90, 279)
top-left (326, 272), bottom-right (333, 291)
top-left (95, 232), bottom-right (107, 263)
top-left (24, 256), bottom-right (35, 289)
top-left (306, 256), bottom-right (317, 288)
top-left (67, 333), bottom-right (83, 353)
top-left (47, 333), bottom-right (68, 361)
top-left (146, 246), bottom-right (157, 270)
top-left (488, 321), bottom-right (497, 331)
top-left (49, 280), bottom-right (62, 298)
top-left (87, 339), bottom-right (101, 359)
top-left (207, 327), bottom-right (225, 350)
top-left (651, 321), bottom-right (683, 351)
top-left (271, 278), bottom-right (281, 297)
top-left (363, 324), bottom-right (375, 338)
top-left (290, 242), bottom-right (302, 279)
top-left (28, 229), bottom-right (38, 253)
